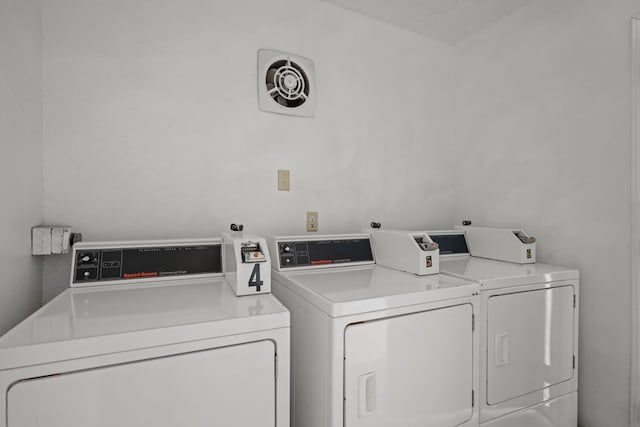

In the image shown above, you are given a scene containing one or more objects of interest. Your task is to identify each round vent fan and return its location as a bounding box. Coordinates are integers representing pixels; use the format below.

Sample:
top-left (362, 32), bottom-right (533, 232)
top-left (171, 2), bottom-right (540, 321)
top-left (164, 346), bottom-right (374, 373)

top-left (266, 59), bottom-right (309, 108)
top-left (258, 49), bottom-right (316, 117)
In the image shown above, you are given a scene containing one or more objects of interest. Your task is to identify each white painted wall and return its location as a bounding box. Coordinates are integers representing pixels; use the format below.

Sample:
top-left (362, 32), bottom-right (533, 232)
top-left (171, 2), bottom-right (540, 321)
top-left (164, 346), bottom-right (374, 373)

top-left (0, 0), bottom-right (43, 335)
top-left (37, 1), bottom-right (636, 424)
top-left (41, 0), bottom-right (456, 299)
top-left (453, 0), bottom-right (639, 426)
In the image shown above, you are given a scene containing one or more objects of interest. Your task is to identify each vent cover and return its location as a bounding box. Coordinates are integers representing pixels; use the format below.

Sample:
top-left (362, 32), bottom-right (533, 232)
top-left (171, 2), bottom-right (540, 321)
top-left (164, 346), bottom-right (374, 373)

top-left (258, 49), bottom-right (316, 117)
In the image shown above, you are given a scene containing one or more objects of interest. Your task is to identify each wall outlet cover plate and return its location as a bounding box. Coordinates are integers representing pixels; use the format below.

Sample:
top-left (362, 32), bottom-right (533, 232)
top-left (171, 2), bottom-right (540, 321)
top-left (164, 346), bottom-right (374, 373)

top-left (306, 211), bottom-right (318, 232)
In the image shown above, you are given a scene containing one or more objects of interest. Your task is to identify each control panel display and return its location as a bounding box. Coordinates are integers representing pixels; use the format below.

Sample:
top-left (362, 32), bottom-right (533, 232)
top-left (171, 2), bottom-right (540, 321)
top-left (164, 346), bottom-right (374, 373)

top-left (74, 244), bottom-right (222, 283)
top-left (429, 234), bottom-right (469, 255)
top-left (278, 238), bottom-right (373, 268)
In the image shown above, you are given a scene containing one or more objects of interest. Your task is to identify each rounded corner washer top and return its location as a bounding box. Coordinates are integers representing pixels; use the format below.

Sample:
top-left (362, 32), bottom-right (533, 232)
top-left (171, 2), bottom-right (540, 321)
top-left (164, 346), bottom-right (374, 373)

top-left (0, 277), bottom-right (289, 370)
top-left (273, 264), bottom-right (479, 317)
top-left (440, 257), bottom-right (579, 289)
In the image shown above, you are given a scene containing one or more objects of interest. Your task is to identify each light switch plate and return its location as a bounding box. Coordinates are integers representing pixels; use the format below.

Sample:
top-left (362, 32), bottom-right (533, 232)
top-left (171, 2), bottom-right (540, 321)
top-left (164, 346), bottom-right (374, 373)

top-left (278, 169), bottom-right (290, 191)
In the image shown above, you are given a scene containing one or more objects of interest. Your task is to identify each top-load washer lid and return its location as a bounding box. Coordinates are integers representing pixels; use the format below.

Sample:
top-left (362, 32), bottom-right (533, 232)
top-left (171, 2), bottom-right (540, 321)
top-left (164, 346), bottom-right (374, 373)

top-left (273, 264), bottom-right (479, 317)
top-left (0, 278), bottom-right (289, 370)
top-left (440, 257), bottom-right (579, 290)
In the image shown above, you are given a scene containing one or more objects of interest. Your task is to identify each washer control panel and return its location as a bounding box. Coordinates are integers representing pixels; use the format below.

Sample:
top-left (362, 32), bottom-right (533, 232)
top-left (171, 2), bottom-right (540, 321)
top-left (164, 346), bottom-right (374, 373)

top-left (71, 240), bottom-right (223, 287)
top-left (274, 236), bottom-right (374, 270)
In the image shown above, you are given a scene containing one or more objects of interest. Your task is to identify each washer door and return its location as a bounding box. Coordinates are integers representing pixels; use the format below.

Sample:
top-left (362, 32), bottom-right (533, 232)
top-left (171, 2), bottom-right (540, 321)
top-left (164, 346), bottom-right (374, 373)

top-left (344, 304), bottom-right (474, 427)
top-left (486, 285), bottom-right (575, 405)
top-left (7, 340), bottom-right (276, 427)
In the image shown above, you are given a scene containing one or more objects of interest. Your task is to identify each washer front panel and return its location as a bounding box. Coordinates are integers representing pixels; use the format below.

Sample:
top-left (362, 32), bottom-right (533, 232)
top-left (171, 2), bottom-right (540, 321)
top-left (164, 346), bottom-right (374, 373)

top-left (8, 341), bottom-right (276, 427)
top-left (344, 304), bottom-right (474, 426)
top-left (486, 285), bottom-right (575, 404)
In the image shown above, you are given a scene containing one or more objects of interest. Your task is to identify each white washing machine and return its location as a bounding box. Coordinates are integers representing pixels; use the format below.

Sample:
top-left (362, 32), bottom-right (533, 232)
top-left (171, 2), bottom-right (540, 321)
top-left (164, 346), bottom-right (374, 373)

top-left (426, 229), bottom-right (579, 427)
top-left (0, 238), bottom-right (290, 427)
top-left (268, 233), bottom-right (480, 427)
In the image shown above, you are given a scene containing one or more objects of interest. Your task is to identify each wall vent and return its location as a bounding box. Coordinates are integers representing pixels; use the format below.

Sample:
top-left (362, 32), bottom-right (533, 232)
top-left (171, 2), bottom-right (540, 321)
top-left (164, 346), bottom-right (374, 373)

top-left (257, 49), bottom-right (316, 117)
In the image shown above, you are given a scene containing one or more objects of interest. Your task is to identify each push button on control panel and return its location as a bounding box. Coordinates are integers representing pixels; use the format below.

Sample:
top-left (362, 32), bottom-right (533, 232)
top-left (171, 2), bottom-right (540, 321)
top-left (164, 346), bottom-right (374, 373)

top-left (78, 252), bottom-right (99, 265)
top-left (100, 250), bottom-right (123, 279)
top-left (279, 242), bottom-right (296, 267)
top-left (75, 251), bottom-right (100, 281)
top-left (294, 243), bottom-right (310, 265)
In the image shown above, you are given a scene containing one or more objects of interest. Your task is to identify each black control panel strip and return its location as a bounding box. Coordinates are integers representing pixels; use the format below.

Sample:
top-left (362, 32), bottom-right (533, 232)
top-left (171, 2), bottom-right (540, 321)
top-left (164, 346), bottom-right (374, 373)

top-left (278, 238), bottom-right (374, 268)
top-left (73, 244), bottom-right (223, 284)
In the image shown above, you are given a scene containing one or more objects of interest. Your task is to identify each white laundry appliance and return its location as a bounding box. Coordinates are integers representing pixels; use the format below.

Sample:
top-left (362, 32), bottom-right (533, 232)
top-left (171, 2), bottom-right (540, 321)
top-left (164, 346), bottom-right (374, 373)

top-left (268, 233), bottom-right (480, 427)
top-left (426, 228), bottom-right (579, 427)
top-left (0, 237), bottom-right (290, 427)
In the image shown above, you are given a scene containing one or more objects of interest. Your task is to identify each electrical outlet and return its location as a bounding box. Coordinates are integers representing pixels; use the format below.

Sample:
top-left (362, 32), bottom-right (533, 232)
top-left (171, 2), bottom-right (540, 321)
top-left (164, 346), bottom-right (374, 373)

top-left (306, 211), bottom-right (318, 232)
top-left (278, 169), bottom-right (290, 191)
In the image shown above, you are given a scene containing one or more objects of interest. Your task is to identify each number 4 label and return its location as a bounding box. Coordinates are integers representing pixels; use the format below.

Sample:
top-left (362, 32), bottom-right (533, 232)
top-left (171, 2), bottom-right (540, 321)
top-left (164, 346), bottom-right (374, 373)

top-left (248, 264), bottom-right (264, 292)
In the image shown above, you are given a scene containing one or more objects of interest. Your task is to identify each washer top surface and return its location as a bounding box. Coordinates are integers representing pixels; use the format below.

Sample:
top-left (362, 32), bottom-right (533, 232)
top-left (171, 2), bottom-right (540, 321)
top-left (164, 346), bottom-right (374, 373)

top-left (440, 256), bottom-right (579, 290)
top-left (0, 278), bottom-right (289, 370)
top-left (273, 264), bottom-right (479, 317)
